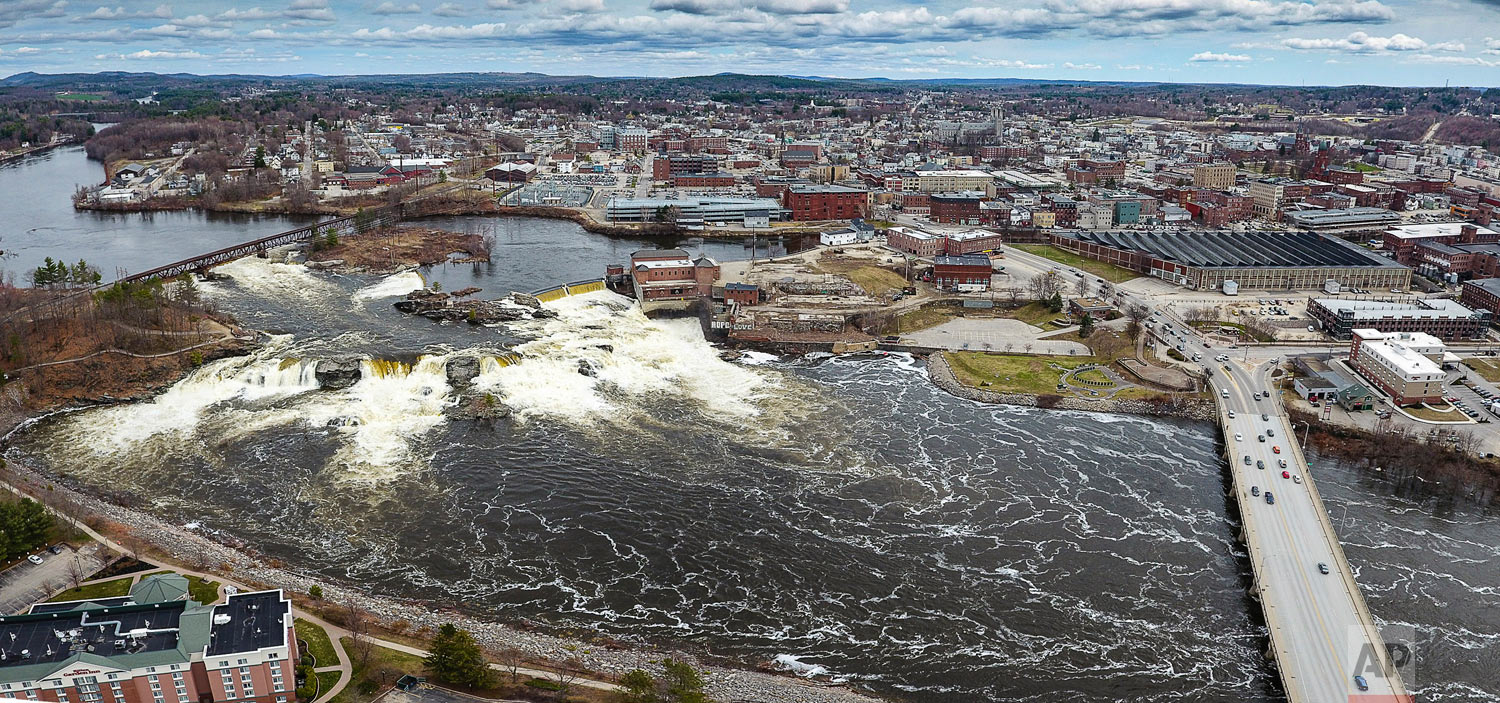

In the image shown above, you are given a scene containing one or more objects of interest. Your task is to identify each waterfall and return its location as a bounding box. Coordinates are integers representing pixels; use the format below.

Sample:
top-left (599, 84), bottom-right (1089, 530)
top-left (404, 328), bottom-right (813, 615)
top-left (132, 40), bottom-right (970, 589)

top-left (352, 271), bottom-right (425, 302)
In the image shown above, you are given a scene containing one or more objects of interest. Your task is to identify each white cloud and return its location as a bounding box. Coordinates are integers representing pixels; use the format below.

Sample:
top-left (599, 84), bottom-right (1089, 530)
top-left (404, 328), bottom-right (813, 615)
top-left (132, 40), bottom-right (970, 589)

top-left (550, 0), bottom-right (605, 13)
top-left (14, 46), bottom-right (41, 54)
top-left (95, 48), bottom-right (207, 59)
top-left (370, 1), bottom-right (420, 14)
top-left (1406, 53), bottom-right (1499, 67)
top-left (1281, 31), bottom-right (1462, 53)
top-left (1063, 61), bottom-right (1101, 69)
top-left (432, 2), bottom-right (467, 15)
top-left (1189, 51), bottom-right (1250, 62)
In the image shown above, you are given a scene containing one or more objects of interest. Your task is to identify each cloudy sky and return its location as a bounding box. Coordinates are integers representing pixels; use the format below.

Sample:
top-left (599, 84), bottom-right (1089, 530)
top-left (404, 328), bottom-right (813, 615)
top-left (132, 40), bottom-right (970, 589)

top-left (1, 0), bottom-right (1498, 85)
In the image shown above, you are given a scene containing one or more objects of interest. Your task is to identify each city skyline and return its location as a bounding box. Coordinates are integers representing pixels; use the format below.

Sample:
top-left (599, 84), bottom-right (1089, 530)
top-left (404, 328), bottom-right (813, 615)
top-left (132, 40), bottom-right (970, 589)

top-left (1, 0), bottom-right (1499, 86)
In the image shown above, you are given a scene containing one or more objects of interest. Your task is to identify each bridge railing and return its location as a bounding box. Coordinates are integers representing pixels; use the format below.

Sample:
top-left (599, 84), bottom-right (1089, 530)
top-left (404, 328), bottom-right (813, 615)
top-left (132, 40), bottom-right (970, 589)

top-left (1211, 392), bottom-right (1301, 701)
top-left (1283, 412), bottom-right (1411, 699)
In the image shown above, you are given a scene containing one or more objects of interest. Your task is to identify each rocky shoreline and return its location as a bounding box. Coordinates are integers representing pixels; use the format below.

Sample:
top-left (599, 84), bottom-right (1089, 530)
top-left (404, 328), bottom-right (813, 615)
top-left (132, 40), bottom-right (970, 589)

top-left (925, 352), bottom-right (1217, 422)
top-left (0, 458), bottom-right (887, 703)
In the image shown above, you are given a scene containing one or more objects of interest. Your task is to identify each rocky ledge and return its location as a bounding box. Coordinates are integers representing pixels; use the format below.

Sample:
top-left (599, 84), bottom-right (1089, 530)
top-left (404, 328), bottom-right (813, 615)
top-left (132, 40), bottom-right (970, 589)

top-left (394, 289), bottom-right (559, 324)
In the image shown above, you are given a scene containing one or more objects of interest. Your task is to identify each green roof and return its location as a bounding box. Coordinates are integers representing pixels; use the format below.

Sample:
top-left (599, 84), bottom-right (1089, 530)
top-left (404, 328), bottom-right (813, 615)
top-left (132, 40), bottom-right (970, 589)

top-left (131, 575), bottom-right (190, 605)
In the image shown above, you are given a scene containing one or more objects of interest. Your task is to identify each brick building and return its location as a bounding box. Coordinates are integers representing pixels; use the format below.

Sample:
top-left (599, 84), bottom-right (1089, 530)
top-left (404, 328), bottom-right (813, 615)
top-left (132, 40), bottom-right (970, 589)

top-left (630, 249), bottom-right (719, 301)
top-left (0, 578), bottom-right (295, 703)
top-left (1308, 297), bottom-right (1489, 340)
top-left (932, 253), bottom-right (993, 291)
top-left (1192, 163), bottom-right (1236, 190)
top-left (1383, 222), bottom-right (1500, 264)
top-left (782, 184), bottom-right (867, 221)
top-left (672, 172), bottom-right (735, 188)
top-left (1461, 278), bottom-right (1500, 317)
top-left (652, 153), bottom-right (717, 180)
top-left (929, 191), bottom-right (986, 224)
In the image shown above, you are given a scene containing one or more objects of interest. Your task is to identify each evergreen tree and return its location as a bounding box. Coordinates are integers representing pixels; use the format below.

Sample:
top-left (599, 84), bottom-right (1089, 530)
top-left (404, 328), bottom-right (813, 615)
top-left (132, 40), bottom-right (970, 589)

top-left (1079, 313), bottom-right (1095, 338)
top-left (254, 145), bottom-right (267, 169)
top-left (424, 624), bottom-right (497, 690)
top-left (1047, 292), bottom-right (1064, 314)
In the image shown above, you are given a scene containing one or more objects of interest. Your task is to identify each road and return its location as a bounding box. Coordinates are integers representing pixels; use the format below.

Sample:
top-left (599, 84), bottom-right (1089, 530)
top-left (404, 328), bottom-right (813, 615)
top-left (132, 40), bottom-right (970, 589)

top-left (999, 242), bottom-right (1410, 702)
top-left (1169, 318), bottom-right (1408, 702)
top-left (0, 542), bottom-right (108, 614)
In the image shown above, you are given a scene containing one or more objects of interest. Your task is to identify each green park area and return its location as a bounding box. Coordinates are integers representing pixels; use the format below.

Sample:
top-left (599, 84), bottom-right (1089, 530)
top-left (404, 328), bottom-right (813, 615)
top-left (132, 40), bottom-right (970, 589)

top-left (1010, 244), bottom-right (1141, 283)
top-left (47, 577), bottom-right (133, 602)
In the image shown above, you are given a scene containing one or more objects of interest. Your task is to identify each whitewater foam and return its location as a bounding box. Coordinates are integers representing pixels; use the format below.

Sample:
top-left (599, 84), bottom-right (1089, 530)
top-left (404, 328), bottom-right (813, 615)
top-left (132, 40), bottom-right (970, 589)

top-left (210, 255), bottom-right (343, 301)
top-left (352, 271), bottom-right (425, 302)
top-left (476, 291), bottom-right (772, 422)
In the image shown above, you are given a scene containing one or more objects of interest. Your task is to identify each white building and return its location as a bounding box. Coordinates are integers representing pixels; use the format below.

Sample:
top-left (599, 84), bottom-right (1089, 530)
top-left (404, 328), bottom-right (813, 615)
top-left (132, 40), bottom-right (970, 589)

top-left (1348, 329), bottom-right (1446, 405)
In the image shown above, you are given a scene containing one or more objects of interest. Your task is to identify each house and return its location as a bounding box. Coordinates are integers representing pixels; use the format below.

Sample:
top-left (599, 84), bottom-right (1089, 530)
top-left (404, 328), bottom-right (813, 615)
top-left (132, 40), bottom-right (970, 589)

top-left (1294, 376), bottom-right (1338, 402)
top-left (723, 282), bottom-right (761, 306)
top-left (820, 229), bottom-right (858, 247)
top-left (1068, 297), bottom-right (1114, 318)
top-left (932, 253), bottom-right (992, 292)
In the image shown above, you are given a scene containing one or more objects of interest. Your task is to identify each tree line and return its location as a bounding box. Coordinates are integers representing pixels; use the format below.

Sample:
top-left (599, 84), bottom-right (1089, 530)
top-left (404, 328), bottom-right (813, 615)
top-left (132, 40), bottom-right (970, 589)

top-left (27, 258), bottom-right (102, 289)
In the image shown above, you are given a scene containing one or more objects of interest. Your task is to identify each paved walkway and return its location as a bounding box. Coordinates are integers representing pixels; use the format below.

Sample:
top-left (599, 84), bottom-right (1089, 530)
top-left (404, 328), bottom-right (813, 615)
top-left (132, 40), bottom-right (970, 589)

top-left (905, 318), bottom-right (1090, 355)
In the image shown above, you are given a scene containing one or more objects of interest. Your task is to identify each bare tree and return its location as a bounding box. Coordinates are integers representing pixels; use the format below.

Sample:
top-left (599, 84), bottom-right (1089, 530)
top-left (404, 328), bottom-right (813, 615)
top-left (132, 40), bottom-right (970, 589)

top-left (67, 557), bottom-right (87, 589)
top-left (496, 649), bottom-right (525, 684)
top-left (1073, 277), bottom-right (1090, 298)
top-left (342, 601), bottom-right (376, 671)
top-left (550, 654), bottom-right (582, 696)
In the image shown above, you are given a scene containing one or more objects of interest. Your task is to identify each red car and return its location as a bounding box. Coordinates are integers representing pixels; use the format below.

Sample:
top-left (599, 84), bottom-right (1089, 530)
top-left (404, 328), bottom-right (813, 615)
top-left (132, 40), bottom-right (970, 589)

top-left (1272, 446), bottom-right (1281, 454)
top-left (1282, 470), bottom-right (1290, 479)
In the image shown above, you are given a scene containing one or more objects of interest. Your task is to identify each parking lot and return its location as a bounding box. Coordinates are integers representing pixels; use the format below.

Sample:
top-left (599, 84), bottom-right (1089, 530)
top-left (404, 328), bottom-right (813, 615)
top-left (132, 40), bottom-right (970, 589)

top-left (375, 684), bottom-right (519, 703)
top-left (0, 542), bottom-right (108, 614)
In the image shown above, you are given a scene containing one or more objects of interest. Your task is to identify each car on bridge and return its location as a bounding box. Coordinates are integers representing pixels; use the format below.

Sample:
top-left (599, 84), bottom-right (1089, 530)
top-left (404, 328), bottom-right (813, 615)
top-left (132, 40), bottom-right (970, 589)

top-left (1244, 455), bottom-right (1252, 465)
top-left (1257, 460), bottom-right (1265, 470)
top-left (1251, 486), bottom-right (1260, 496)
top-left (1273, 446), bottom-right (1281, 454)
top-left (1293, 475), bottom-right (1302, 484)
top-left (1261, 413), bottom-right (1269, 421)
top-left (1235, 433), bottom-right (1243, 441)
top-left (1318, 562), bottom-right (1330, 574)
top-left (1278, 459), bottom-right (1287, 468)
top-left (1258, 434), bottom-right (1266, 442)
top-left (1282, 470), bottom-right (1291, 479)
top-left (1267, 428), bottom-right (1274, 437)
top-left (1265, 491), bottom-right (1275, 505)
top-left (1354, 675), bottom-right (1369, 691)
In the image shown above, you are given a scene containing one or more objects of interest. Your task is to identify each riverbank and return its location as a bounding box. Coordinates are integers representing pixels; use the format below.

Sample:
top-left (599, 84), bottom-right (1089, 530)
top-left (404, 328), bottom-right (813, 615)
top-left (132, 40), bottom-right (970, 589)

top-left (0, 458), bottom-right (886, 703)
top-left (0, 137), bottom-right (78, 165)
top-left (926, 351), bottom-right (1217, 421)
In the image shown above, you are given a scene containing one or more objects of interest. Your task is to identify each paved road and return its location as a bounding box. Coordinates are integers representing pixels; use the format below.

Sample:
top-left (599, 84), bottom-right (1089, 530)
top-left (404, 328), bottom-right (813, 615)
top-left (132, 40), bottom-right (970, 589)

top-left (1001, 242), bottom-right (1409, 702)
top-left (1192, 331), bottom-right (1408, 701)
top-left (0, 542), bottom-right (108, 614)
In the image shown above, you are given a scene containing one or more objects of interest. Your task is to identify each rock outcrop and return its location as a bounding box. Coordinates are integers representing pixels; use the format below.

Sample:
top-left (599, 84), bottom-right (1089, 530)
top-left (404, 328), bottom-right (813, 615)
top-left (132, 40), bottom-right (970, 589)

top-left (394, 290), bottom-right (558, 324)
top-left (446, 355), bottom-right (481, 386)
top-left (314, 357), bottom-right (362, 390)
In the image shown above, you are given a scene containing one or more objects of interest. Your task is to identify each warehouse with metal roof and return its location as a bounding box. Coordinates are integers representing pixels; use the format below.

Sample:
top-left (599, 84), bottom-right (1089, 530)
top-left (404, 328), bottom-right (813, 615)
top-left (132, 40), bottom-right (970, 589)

top-left (1051, 229), bottom-right (1411, 291)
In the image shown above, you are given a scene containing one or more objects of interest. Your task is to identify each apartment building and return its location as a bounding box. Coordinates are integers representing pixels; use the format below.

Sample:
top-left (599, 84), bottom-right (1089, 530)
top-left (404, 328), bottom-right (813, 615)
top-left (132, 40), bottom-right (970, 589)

top-left (782, 184), bottom-right (867, 221)
top-left (1348, 329), bottom-right (1446, 405)
top-left (0, 578), bottom-right (296, 703)
top-left (1192, 162), bottom-right (1236, 191)
top-left (912, 170), bottom-right (994, 194)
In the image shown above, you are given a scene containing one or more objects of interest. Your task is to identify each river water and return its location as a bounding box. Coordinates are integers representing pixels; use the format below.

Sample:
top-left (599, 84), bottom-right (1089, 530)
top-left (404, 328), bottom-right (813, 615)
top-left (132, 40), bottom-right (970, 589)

top-left (4, 146), bottom-right (1499, 702)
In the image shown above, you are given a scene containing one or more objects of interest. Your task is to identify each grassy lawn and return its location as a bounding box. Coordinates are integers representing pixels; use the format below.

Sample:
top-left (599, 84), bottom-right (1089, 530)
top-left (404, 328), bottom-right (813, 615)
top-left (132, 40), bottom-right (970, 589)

top-left (47, 577), bottom-right (133, 602)
top-left (186, 575), bottom-right (220, 604)
top-left (315, 671), bottom-right (343, 699)
top-left (813, 255), bottom-right (909, 296)
top-left (1347, 162), bottom-right (1381, 172)
top-left (329, 639), bottom-right (425, 703)
top-left (296, 619), bottom-right (341, 668)
top-left (896, 304), bottom-right (963, 333)
top-left (945, 351), bottom-right (1104, 395)
top-left (1402, 404), bottom-right (1469, 422)
top-left (1463, 358), bottom-right (1500, 383)
top-left (1011, 244), bottom-right (1141, 283)
top-left (1072, 368), bottom-right (1114, 386)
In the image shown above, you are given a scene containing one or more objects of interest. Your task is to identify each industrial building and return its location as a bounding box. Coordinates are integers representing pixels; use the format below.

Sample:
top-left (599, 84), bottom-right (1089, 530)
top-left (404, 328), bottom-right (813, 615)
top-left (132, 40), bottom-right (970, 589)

top-left (1050, 230), bottom-right (1412, 291)
top-left (932, 253), bottom-right (993, 292)
top-left (0, 576), bottom-right (295, 703)
top-left (1308, 297), bottom-right (1490, 340)
top-left (605, 196), bottom-right (785, 226)
top-left (629, 249), bottom-right (719, 302)
top-left (1283, 207), bottom-right (1404, 236)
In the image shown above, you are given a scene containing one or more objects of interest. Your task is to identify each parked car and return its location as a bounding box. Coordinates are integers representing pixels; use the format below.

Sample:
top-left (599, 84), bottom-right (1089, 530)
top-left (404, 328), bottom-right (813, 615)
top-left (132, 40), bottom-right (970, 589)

top-left (47, 545), bottom-right (62, 555)
top-left (26, 555), bottom-right (43, 565)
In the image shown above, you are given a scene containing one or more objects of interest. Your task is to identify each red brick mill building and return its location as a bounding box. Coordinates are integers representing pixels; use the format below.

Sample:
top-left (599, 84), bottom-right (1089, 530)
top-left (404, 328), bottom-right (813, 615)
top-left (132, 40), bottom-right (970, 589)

top-left (782, 184), bottom-right (867, 221)
top-left (629, 249), bottom-right (719, 301)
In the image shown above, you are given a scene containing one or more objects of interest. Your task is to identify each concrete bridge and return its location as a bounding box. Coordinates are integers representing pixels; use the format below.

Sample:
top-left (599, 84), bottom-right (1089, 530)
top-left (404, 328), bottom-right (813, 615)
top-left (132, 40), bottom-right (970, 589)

top-left (1199, 333), bottom-right (1412, 702)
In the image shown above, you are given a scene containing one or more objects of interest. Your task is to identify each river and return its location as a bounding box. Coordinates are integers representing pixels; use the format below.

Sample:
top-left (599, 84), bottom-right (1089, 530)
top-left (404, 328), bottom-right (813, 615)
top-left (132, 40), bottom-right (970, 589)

top-left (2, 146), bottom-right (1498, 702)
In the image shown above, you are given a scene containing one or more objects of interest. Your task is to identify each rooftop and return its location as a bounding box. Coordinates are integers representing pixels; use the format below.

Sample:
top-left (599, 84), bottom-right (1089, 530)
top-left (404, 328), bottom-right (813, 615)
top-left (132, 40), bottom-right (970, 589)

top-left (1060, 230), bottom-right (1402, 269)
top-left (1283, 207), bottom-right (1403, 227)
top-left (1317, 298), bottom-right (1481, 320)
top-left (1386, 222), bottom-right (1498, 240)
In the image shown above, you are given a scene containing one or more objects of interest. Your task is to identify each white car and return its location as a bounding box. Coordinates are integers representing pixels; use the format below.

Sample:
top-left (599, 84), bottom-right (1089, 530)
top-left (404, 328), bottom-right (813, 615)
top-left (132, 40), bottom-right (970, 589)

top-left (1234, 433), bottom-right (1243, 441)
top-left (26, 555), bottom-right (43, 565)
